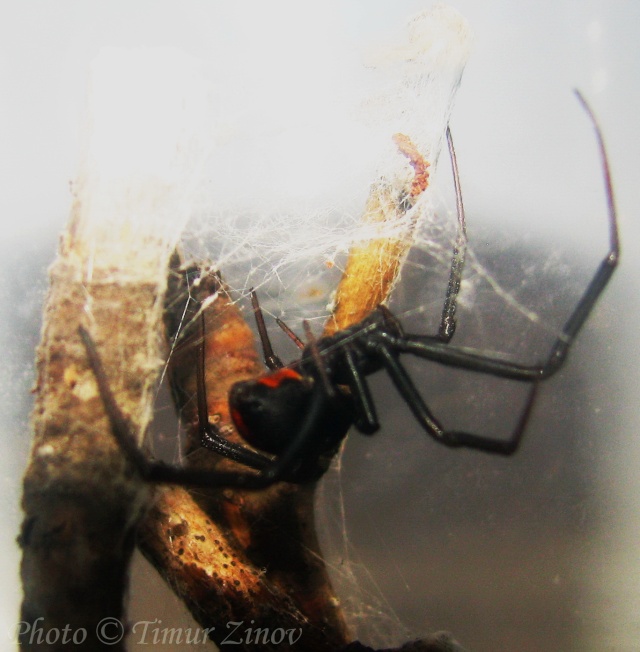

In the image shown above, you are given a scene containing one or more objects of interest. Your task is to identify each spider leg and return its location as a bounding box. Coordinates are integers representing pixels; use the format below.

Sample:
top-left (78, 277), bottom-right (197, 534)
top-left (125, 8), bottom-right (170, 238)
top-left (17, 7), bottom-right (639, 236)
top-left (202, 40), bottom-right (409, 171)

top-left (195, 312), bottom-right (272, 470)
top-left (375, 345), bottom-right (442, 437)
top-left (375, 342), bottom-right (537, 455)
top-left (276, 317), bottom-right (305, 350)
top-left (250, 382), bottom-right (328, 484)
top-left (80, 325), bottom-right (326, 489)
top-left (342, 345), bottom-right (379, 434)
top-left (390, 91), bottom-right (618, 383)
top-left (438, 127), bottom-right (468, 343)
top-left (198, 427), bottom-right (272, 470)
top-left (387, 233), bottom-right (615, 384)
top-left (148, 383), bottom-right (328, 488)
top-left (79, 326), bottom-right (157, 478)
top-left (386, 335), bottom-right (542, 380)
top-left (390, 199), bottom-right (617, 381)
top-left (250, 289), bottom-right (284, 370)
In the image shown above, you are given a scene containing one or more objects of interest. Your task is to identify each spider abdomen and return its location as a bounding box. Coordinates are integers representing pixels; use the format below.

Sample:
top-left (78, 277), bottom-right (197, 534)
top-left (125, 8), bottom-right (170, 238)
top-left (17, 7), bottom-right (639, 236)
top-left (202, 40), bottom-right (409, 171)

top-left (229, 368), bottom-right (354, 461)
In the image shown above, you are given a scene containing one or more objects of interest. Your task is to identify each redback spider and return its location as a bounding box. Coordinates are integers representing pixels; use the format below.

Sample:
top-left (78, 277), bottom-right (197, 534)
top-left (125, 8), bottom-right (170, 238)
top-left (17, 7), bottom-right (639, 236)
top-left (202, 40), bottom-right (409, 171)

top-left (80, 91), bottom-right (619, 490)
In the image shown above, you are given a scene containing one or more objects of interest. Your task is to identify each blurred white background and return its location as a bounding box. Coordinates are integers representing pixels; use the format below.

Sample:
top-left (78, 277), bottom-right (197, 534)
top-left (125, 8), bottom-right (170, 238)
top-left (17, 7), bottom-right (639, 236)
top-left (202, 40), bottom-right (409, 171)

top-left (2, 2), bottom-right (639, 650)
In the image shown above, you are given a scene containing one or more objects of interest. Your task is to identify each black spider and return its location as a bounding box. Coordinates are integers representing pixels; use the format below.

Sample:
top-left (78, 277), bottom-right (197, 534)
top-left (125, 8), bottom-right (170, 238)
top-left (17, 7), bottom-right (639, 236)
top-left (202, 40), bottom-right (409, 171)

top-left (80, 91), bottom-right (619, 490)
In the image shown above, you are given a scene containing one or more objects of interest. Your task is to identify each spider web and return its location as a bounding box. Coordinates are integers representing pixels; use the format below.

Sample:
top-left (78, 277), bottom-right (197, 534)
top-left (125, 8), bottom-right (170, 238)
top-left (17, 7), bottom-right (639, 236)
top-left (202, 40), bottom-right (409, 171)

top-left (177, 3), bottom-right (472, 317)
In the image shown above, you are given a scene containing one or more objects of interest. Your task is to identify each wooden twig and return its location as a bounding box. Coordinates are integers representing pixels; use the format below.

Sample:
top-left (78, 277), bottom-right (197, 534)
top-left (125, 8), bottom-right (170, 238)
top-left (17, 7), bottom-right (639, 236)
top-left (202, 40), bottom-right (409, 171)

top-left (19, 224), bottom-right (169, 651)
top-left (18, 47), bottom-right (209, 651)
top-left (325, 134), bottom-right (428, 335)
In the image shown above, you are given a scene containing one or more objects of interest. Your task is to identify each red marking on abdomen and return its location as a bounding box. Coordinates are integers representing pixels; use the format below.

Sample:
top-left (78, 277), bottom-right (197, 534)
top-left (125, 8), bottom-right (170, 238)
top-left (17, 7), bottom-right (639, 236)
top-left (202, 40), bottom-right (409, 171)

top-left (257, 367), bottom-right (303, 389)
